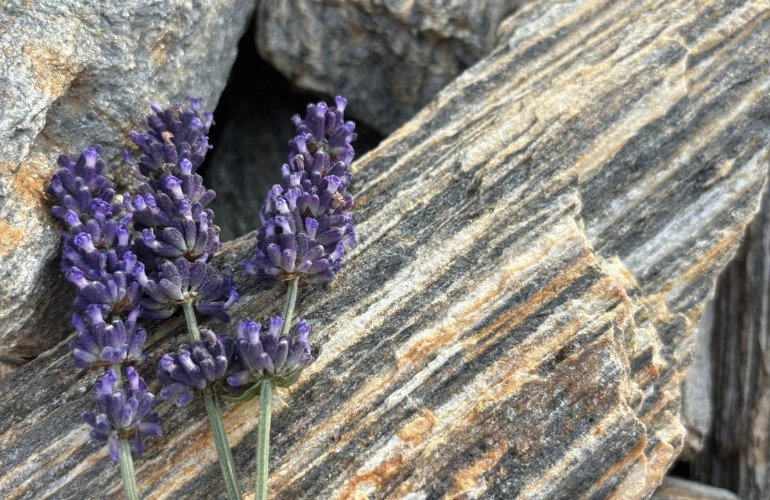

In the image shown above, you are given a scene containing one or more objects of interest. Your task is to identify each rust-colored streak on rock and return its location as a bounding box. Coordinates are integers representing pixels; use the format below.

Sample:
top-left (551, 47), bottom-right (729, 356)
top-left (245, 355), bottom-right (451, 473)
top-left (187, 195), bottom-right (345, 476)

top-left (591, 432), bottom-right (648, 496)
top-left (397, 319), bottom-right (456, 371)
top-left (151, 36), bottom-right (168, 66)
top-left (12, 153), bottom-right (50, 207)
top-left (644, 440), bottom-right (678, 491)
top-left (142, 411), bottom-right (218, 490)
top-left (0, 221), bottom-right (23, 258)
top-left (278, 365), bottom-right (399, 489)
top-left (472, 250), bottom-right (596, 360)
top-left (396, 408), bottom-right (438, 447)
top-left (674, 228), bottom-right (743, 302)
top-left (337, 453), bottom-right (404, 499)
top-left (22, 42), bottom-right (81, 98)
top-left (399, 229), bottom-right (595, 374)
top-left (446, 437), bottom-right (510, 499)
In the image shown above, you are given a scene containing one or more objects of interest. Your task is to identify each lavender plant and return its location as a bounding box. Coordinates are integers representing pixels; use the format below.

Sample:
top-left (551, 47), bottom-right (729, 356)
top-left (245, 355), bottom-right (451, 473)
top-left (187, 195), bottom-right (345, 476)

top-left (245, 96), bottom-right (356, 285)
top-left (48, 100), bottom-right (239, 500)
top-left (125, 100), bottom-right (241, 500)
top-left (48, 96), bottom-right (357, 500)
top-left (238, 96), bottom-right (357, 500)
top-left (48, 147), bottom-right (158, 500)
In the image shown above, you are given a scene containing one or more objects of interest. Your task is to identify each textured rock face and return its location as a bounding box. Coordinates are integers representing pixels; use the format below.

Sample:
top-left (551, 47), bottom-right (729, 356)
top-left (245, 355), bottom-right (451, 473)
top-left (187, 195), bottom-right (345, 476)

top-left (0, 0), bottom-right (255, 371)
top-left (688, 169), bottom-right (770, 497)
top-left (255, 0), bottom-right (522, 133)
top-left (1, 1), bottom-right (769, 499)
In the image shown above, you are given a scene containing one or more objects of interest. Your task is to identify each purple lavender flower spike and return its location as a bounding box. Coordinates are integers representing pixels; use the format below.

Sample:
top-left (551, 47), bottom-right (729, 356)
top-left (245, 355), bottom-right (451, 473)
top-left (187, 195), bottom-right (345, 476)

top-left (228, 317), bottom-right (312, 389)
top-left (48, 146), bottom-right (118, 220)
top-left (70, 306), bottom-right (146, 369)
top-left (135, 257), bottom-right (238, 321)
top-left (82, 367), bottom-right (161, 460)
top-left (247, 97), bottom-right (357, 285)
top-left (289, 95), bottom-right (356, 167)
top-left (49, 147), bottom-right (133, 276)
top-left (129, 98), bottom-right (213, 177)
top-left (157, 329), bottom-right (234, 406)
top-left (125, 101), bottom-right (221, 268)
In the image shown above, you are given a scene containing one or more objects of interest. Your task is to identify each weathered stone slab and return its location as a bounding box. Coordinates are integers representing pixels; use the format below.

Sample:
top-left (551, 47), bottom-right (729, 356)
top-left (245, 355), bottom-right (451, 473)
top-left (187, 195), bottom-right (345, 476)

top-left (1, 0), bottom-right (768, 498)
top-left (688, 165), bottom-right (770, 497)
top-left (255, 0), bottom-right (521, 133)
top-left (652, 476), bottom-right (739, 500)
top-left (0, 0), bottom-right (255, 371)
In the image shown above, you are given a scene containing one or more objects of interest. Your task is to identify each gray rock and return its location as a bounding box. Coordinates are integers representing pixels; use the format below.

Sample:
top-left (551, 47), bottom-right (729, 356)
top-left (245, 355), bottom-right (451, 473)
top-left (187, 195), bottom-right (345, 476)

top-left (652, 476), bottom-right (738, 500)
top-left (681, 292), bottom-right (715, 457)
top-left (255, 0), bottom-right (522, 134)
top-left (689, 163), bottom-right (770, 498)
top-left (0, 0), bottom-right (255, 370)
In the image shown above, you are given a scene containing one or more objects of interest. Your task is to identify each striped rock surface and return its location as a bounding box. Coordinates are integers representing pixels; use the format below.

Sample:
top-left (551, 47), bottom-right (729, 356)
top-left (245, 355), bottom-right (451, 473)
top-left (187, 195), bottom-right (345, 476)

top-left (1, 0), bottom-right (769, 498)
top-left (689, 151), bottom-right (770, 495)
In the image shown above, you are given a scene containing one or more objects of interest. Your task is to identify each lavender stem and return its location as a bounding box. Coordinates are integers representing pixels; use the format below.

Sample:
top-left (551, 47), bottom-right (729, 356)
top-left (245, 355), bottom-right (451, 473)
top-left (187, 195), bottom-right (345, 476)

top-left (255, 277), bottom-right (299, 499)
top-left (203, 388), bottom-right (241, 500)
top-left (280, 278), bottom-right (300, 336)
top-left (182, 301), bottom-right (201, 341)
top-left (113, 366), bottom-right (140, 500)
top-left (254, 379), bottom-right (273, 500)
top-left (118, 440), bottom-right (139, 500)
top-left (181, 301), bottom-right (240, 500)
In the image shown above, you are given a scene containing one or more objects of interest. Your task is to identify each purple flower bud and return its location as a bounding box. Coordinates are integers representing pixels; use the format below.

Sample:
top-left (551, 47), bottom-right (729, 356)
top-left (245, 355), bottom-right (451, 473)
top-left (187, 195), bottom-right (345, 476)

top-left (157, 330), bottom-right (234, 406)
top-left (138, 257), bottom-right (238, 322)
top-left (127, 180), bottom-right (219, 263)
top-left (228, 317), bottom-right (312, 389)
top-left (128, 97), bottom-right (213, 177)
top-left (70, 307), bottom-right (146, 369)
top-left (82, 367), bottom-right (161, 461)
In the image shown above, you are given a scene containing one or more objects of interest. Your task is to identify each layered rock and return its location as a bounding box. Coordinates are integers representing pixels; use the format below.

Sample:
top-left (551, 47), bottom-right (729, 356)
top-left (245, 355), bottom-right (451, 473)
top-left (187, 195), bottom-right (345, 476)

top-left (688, 167), bottom-right (770, 497)
top-left (1, 0), bottom-right (769, 498)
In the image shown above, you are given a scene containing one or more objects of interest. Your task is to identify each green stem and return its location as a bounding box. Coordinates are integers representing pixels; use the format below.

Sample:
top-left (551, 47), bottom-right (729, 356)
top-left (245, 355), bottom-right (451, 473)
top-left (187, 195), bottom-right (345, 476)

top-left (254, 277), bottom-right (299, 499)
top-left (204, 388), bottom-right (241, 500)
top-left (254, 380), bottom-right (273, 500)
top-left (113, 367), bottom-right (139, 499)
top-left (182, 301), bottom-right (201, 341)
top-left (182, 301), bottom-right (240, 500)
top-left (118, 440), bottom-right (139, 500)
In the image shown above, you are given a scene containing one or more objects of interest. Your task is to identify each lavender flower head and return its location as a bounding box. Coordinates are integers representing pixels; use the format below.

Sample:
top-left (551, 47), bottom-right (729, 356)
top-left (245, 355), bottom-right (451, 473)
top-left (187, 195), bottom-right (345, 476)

top-left (127, 158), bottom-right (219, 266)
top-left (82, 367), bottom-right (161, 461)
top-left (135, 257), bottom-right (238, 321)
top-left (70, 306), bottom-right (146, 369)
top-left (124, 100), bottom-right (237, 322)
top-left (247, 97), bottom-right (357, 285)
top-left (228, 317), bottom-right (312, 390)
top-left (126, 99), bottom-right (219, 268)
top-left (129, 97), bottom-right (213, 178)
top-left (48, 147), bottom-right (142, 318)
top-left (157, 329), bottom-right (234, 406)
